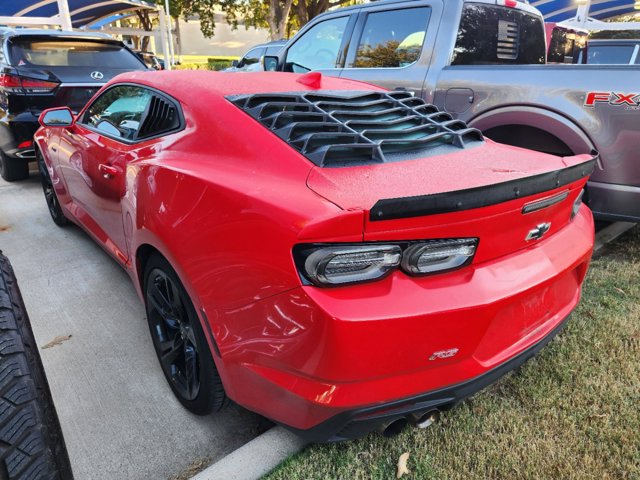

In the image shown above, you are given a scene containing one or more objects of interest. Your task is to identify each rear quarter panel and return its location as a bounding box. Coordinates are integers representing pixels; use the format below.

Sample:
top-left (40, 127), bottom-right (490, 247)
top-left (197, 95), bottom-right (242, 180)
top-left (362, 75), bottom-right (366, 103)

top-left (126, 94), bottom-right (366, 314)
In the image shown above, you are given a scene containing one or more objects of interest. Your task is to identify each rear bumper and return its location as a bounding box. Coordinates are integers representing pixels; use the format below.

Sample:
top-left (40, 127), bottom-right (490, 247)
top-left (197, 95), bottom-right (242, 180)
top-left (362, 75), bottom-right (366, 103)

top-left (287, 312), bottom-right (571, 442)
top-left (214, 207), bottom-right (594, 441)
top-left (587, 180), bottom-right (640, 222)
top-left (0, 112), bottom-right (39, 161)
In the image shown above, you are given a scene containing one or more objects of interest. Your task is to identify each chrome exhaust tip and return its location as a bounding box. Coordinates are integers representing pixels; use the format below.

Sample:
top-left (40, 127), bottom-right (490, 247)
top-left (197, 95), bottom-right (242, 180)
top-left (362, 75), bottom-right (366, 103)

top-left (16, 149), bottom-right (36, 159)
top-left (409, 409), bottom-right (440, 429)
top-left (377, 417), bottom-right (409, 438)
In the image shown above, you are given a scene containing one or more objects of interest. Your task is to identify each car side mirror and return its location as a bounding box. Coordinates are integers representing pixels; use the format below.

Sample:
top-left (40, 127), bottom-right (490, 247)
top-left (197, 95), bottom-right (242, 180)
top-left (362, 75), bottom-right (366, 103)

top-left (231, 59), bottom-right (239, 67)
top-left (263, 55), bottom-right (279, 71)
top-left (39, 107), bottom-right (75, 127)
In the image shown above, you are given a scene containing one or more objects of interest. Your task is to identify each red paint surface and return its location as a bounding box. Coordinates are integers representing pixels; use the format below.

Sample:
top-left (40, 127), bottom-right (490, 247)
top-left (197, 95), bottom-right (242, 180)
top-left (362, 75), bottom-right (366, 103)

top-left (34, 71), bottom-right (594, 432)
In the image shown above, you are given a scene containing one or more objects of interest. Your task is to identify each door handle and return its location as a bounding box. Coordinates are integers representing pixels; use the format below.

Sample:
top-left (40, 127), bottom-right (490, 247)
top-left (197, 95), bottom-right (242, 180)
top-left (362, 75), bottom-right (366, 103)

top-left (98, 164), bottom-right (119, 179)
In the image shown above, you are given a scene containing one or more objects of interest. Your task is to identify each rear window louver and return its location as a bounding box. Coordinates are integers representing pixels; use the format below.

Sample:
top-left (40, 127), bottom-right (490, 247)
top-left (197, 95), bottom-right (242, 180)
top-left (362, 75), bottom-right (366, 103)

top-left (228, 91), bottom-right (484, 167)
top-left (497, 20), bottom-right (519, 60)
top-left (138, 95), bottom-right (180, 139)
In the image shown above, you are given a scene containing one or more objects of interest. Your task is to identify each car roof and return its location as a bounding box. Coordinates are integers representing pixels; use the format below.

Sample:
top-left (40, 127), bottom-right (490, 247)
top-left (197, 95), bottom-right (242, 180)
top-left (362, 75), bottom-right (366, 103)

top-left (112, 70), bottom-right (383, 100)
top-left (588, 39), bottom-right (640, 44)
top-left (0, 27), bottom-right (117, 43)
top-left (251, 39), bottom-right (287, 49)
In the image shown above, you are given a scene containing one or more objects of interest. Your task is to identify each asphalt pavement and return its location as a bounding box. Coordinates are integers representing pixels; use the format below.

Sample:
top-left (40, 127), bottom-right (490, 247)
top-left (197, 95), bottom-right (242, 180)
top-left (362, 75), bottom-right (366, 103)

top-left (0, 173), bottom-right (262, 480)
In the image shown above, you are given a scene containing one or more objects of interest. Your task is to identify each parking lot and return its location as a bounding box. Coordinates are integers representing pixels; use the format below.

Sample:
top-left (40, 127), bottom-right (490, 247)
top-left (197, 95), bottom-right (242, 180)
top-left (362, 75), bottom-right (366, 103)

top-left (0, 173), bottom-right (262, 480)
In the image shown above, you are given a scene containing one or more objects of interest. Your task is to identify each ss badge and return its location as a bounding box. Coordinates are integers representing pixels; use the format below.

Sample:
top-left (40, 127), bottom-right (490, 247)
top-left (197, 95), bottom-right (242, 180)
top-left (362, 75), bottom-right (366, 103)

top-left (429, 348), bottom-right (459, 361)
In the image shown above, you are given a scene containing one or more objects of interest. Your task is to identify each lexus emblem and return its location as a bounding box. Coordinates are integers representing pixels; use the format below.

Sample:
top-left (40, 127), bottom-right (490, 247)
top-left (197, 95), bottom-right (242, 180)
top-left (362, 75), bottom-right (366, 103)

top-left (526, 222), bottom-right (551, 241)
top-left (90, 71), bottom-right (104, 80)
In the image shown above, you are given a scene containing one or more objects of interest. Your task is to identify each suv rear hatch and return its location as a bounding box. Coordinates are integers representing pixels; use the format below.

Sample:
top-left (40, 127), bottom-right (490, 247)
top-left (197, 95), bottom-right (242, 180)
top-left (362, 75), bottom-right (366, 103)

top-left (229, 90), bottom-right (596, 263)
top-left (4, 35), bottom-right (147, 112)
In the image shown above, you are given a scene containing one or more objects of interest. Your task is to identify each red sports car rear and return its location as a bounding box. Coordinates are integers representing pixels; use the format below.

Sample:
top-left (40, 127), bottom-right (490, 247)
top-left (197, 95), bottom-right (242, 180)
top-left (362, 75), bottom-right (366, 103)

top-left (34, 71), bottom-right (595, 441)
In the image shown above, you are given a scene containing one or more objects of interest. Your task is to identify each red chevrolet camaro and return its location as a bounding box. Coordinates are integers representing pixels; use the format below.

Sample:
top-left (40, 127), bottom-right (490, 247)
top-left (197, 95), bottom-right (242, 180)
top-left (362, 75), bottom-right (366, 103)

top-left (35, 71), bottom-right (595, 441)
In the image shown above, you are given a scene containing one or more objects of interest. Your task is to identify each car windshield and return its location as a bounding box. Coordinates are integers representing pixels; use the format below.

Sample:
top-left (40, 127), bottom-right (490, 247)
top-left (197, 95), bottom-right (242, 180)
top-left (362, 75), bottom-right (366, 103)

top-left (9, 38), bottom-right (144, 69)
top-left (586, 45), bottom-right (635, 64)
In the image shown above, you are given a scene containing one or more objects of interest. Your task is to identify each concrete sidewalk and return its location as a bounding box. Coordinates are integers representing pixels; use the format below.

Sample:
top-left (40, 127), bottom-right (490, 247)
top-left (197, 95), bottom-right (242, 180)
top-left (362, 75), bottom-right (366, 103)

top-left (0, 174), bottom-right (262, 480)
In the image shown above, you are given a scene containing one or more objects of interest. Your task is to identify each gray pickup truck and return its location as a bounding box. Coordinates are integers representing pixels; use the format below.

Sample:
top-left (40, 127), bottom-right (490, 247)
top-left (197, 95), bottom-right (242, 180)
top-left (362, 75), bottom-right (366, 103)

top-left (265, 0), bottom-right (640, 221)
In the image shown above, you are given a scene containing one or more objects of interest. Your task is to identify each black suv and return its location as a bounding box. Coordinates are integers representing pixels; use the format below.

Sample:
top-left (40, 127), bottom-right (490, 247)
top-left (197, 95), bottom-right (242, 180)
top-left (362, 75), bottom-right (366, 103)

top-left (0, 28), bottom-right (148, 181)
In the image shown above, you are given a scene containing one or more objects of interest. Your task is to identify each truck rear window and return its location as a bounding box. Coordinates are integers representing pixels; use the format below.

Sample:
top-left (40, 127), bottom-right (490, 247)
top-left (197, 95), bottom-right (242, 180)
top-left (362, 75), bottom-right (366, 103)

top-left (585, 45), bottom-right (635, 64)
top-left (452, 4), bottom-right (546, 65)
top-left (9, 39), bottom-right (144, 69)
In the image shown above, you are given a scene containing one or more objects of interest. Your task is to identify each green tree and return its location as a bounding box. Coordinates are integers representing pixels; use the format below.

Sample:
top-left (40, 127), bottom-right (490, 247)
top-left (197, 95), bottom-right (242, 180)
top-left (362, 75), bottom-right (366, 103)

top-left (178, 0), bottom-right (362, 41)
top-left (293, 0), bottom-right (357, 27)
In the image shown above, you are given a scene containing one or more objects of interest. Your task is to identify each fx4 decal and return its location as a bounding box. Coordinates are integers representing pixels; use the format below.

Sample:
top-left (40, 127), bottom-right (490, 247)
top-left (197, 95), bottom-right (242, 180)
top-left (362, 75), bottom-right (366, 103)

top-left (584, 92), bottom-right (640, 109)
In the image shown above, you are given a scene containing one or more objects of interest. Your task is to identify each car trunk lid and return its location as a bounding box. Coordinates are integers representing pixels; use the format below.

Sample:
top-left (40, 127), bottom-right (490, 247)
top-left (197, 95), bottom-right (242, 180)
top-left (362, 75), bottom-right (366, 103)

top-left (307, 143), bottom-right (596, 262)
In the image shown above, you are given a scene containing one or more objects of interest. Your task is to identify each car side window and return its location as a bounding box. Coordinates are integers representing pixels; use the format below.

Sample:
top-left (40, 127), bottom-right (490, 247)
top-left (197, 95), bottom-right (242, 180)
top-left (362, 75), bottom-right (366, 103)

top-left (239, 47), bottom-right (265, 68)
top-left (352, 8), bottom-right (430, 69)
top-left (266, 45), bottom-right (282, 56)
top-left (82, 85), bottom-right (152, 141)
top-left (285, 16), bottom-right (349, 72)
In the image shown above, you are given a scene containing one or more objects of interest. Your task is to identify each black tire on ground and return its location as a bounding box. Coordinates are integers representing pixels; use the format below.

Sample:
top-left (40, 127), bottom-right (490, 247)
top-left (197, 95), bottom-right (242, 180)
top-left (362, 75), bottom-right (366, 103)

top-left (144, 254), bottom-right (227, 415)
top-left (0, 252), bottom-right (73, 480)
top-left (0, 153), bottom-right (29, 183)
top-left (36, 151), bottom-right (68, 228)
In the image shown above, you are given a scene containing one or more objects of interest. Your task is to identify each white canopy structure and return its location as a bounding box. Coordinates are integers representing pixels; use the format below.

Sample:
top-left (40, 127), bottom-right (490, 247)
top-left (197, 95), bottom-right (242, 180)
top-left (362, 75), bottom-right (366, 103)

top-left (0, 0), bottom-right (174, 68)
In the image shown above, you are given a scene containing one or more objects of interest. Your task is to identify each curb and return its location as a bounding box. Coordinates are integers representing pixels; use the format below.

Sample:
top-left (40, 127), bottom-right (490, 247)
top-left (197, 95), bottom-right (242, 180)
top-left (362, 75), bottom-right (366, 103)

top-left (594, 221), bottom-right (636, 252)
top-left (191, 427), bottom-right (307, 480)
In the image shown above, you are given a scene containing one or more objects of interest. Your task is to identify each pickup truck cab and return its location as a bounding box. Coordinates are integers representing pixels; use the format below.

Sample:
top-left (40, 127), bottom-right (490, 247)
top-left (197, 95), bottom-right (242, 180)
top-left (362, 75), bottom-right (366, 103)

top-left (576, 39), bottom-right (640, 65)
top-left (266, 0), bottom-right (640, 222)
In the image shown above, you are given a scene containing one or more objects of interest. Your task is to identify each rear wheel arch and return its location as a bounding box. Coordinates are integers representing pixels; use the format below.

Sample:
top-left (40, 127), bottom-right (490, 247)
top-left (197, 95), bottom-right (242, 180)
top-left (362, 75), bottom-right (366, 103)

top-left (135, 243), bottom-right (162, 293)
top-left (468, 106), bottom-right (596, 157)
top-left (135, 243), bottom-right (210, 339)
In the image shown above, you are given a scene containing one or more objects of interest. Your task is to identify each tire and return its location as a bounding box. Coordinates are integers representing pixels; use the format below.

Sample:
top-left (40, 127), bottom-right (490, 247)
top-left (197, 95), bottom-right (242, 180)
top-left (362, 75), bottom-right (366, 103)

top-left (143, 254), bottom-right (227, 415)
top-left (36, 152), bottom-right (68, 228)
top-left (0, 252), bottom-right (73, 480)
top-left (0, 153), bottom-right (29, 183)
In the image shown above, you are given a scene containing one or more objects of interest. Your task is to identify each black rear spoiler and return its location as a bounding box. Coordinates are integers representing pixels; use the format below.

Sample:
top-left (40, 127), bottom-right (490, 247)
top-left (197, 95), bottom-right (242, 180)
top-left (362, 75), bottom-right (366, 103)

top-left (370, 153), bottom-right (598, 221)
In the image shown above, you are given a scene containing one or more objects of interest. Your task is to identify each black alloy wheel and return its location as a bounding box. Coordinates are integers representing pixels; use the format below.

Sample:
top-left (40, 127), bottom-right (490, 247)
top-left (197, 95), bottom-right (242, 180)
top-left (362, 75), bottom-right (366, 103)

top-left (147, 268), bottom-right (200, 401)
top-left (37, 151), bottom-right (68, 227)
top-left (144, 254), bottom-right (226, 414)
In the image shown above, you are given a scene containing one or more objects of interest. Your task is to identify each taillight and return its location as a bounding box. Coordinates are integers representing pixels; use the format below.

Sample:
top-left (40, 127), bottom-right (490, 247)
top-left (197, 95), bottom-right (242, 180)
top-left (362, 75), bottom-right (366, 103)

top-left (0, 73), bottom-right (58, 94)
top-left (498, 0), bottom-right (518, 6)
top-left (401, 239), bottom-right (477, 276)
top-left (294, 238), bottom-right (478, 287)
top-left (301, 245), bottom-right (402, 286)
top-left (571, 190), bottom-right (584, 220)
top-left (17, 140), bottom-right (33, 149)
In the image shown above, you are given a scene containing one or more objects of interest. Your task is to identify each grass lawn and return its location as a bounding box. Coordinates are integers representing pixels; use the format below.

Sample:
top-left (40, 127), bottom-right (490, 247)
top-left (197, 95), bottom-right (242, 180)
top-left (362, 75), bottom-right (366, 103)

top-left (266, 226), bottom-right (640, 480)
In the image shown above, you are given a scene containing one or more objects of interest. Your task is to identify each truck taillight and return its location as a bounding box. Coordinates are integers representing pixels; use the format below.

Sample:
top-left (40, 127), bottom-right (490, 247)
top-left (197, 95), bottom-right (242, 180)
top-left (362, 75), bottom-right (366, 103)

top-left (498, 0), bottom-right (518, 7)
top-left (0, 73), bottom-right (59, 94)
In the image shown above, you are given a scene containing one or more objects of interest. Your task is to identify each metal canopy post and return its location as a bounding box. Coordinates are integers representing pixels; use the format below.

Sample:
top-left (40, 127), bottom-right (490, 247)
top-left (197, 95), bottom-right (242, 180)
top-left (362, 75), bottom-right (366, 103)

top-left (158, 8), bottom-right (172, 70)
top-left (574, 0), bottom-right (592, 26)
top-left (164, 0), bottom-right (175, 66)
top-left (56, 0), bottom-right (73, 30)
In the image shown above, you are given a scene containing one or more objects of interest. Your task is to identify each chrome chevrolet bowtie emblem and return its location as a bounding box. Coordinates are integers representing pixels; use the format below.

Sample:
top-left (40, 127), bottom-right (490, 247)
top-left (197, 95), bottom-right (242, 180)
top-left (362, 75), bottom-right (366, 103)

top-left (90, 71), bottom-right (104, 80)
top-left (526, 222), bottom-right (551, 241)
